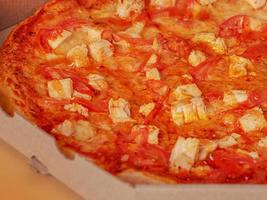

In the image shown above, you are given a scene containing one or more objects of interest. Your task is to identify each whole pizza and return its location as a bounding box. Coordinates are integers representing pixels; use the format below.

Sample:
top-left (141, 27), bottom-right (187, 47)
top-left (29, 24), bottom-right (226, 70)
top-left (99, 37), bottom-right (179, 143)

top-left (1, 0), bottom-right (267, 184)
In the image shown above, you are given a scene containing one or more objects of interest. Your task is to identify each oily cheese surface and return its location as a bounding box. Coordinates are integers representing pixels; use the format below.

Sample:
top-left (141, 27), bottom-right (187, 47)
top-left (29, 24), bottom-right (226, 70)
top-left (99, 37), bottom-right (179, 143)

top-left (1, 0), bottom-right (267, 183)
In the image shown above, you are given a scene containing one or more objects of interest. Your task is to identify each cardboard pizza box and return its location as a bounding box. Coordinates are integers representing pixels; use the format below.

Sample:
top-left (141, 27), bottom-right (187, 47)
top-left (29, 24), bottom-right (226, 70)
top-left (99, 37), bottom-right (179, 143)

top-left (1, 1), bottom-right (267, 200)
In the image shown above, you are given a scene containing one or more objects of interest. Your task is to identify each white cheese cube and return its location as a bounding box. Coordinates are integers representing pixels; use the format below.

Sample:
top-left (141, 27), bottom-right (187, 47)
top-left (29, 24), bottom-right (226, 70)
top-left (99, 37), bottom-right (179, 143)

top-left (139, 102), bottom-right (156, 117)
top-left (150, 0), bottom-right (176, 7)
top-left (53, 120), bottom-right (74, 137)
top-left (239, 107), bottom-right (267, 133)
top-left (229, 55), bottom-right (251, 78)
top-left (146, 68), bottom-right (161, 80)
top-left (192, 33), bottom-right (226, 54)
top-left (173, 83), bottom-right (202, 101)
top-left (73, 120), bottom-right (95, 141)
top-left (169, 137), bottom-right (200, 171)
top-left (87, 74), bottom-right (108, 91)
top-left (116, 0), bottom-right (144, 18)
top-left (48, 30), bottom-right (72, 49)
top-left (223, 90), bottom-right (248, 106)
top-left (122, 22), bottom-right (145, 38)
top-left (64, 103), bottom-right (89, 117)
top-left (188, 50), bottom-right (206, 67)
top-left (67, 44), bottom-right (89, 68)
top-left (73, 90), bottom-right (92, 100)
top-left (146, 54), bottom-right (158, 66)
top-left (88, 39), bottom-right (113, 63)
top-left (217, 135), bottom-right (238, 148)
top-left (171, 97), bottom-right (207, 126)
top-left (199, 140), bottom-right (217, 160)
top-left (79, 26), bottom-right (102, 42)
top-left (258, 136), bottom-right (267, 147)
top-left (245, 0), bottom-right (266, 9)
top-left (147, 125), bottom-right (160, 145)
top-left (108, 98), bottom-right (133, 123)
top-left (47, 78), bottom-right (73, 99)
top-left (198, 0), bottom-right (217, 5)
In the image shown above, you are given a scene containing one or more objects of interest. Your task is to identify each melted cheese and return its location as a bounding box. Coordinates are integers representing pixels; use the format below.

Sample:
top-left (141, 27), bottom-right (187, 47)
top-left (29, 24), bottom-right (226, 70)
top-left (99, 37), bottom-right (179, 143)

top-left (87, 74), bottom-right (108, 91)
top-left (139, 102), bottom-right (156, 117)
top-left (47, 78), bottom-right (73, 99)
top-left (108, 98), bottom-right (133, 123)
top-left (188, 50), bottom-right (206, 67)
top-left (88, 40), bottom-right (113, 63)
top-left (66, 44), bottom-right (89, 67)
top-left (48, 30), bottom-right (72, 49)
top-left (173, 83), bottom-right (202, 101)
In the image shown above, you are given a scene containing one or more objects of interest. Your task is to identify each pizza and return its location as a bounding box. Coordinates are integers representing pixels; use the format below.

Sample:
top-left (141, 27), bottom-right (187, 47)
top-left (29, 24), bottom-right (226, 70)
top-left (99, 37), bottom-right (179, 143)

top-left (1, 0), bottom-right (267, 184)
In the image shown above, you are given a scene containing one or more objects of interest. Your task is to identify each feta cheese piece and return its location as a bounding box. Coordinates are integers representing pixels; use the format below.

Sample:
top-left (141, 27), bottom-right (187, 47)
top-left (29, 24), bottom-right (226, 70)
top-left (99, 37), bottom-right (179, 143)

top-left (48, 30), bottom-right (72, 49)
top-left (64, 103), bottom-right (89, 117)
top-left (88, 39), bottom-right (113, 63)
top-left (147, 125), bottom-right (160, 145)
top-left (150, 0), bottom-right (176, 7)
top-left (239, 107), bottom-right (267, 133)
top-left (87, 74), bottom-right (108, 91)
top-left (192, 33), bottom-right (226, 54)
top-left (73, 90), bottom-right (92, 100)
top-left (173, 83), bottom-right (202, 101)
top-left (108, 98), bottom-right (132, 123)
top-left (122, 22), bottom-right (145, 38)
top-left (139, 102), bottom-right (156, 117)
top-left (73, 120), bottom-right (95, 141)
top-left (146, 54), bottom-right (158, 66)
top-left (131, 124), bottom-right (160, 144)
top-left (258, 136), bottom-right (267, 147)
top-left (116, 0), bottom-right (144, 19)
top-left (67, 44), bottom-right (89, 68)
top-left (146, 68), bottom-right (161, 80)
top-left (217, 135), bottom-right (238, 148)
top-left (223, 90), bottom-right (248, 106)
top-left (188, 50), bottom-right (206, 67)
top-left (199, 140), bottom-right (218, 160)
top-left (249, 17), bottom-right (263, 31)
top-left (79, 26), bottom-right (102, 42)
top-left (171, 97), bottom-right (207, 126)
top-left (198, 0), bottom-right (217, 5)
top-left (169, 137), bottom-right (200, 171)
top-left (245, 0), bottom-right (266, 9)
top-left (53, 120), bottom-right (74, 137)
top-left (47, 78), bottom-right (73, 99)
top-left (229, 55), bottom-right (251, 78)
top-left (45, 53), bottom-right (64, 61)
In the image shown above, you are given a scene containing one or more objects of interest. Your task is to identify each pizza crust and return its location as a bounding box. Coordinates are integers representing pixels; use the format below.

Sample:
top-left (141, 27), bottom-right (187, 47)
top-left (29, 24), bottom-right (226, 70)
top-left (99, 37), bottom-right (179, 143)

top-left (117, 169), bottom-right (176, 184)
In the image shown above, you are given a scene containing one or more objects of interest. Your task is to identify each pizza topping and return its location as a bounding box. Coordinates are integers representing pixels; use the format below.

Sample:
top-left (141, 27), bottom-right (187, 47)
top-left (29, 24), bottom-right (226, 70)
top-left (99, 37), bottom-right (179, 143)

top-left (108, 98), bottom-right (133, 123)
top-left (245, 0), bottom-right (266, 9)
top-left (192, 33), bottom-right (226, 54)
top-left (73, 90), bottom-right (92, 100)
top-left (198, 0), bottom-right (217, 5)
top-left (53, 120), bottom-right (73, 137)
top-left (223, 90), bottom-right (248, 106)
top-left (217, 134), bottom-right (239, 149)
top-left (120, 22), bottom-right (145, 38)
top-left (199, 140), bottom-right (218, 160)
top-left (237, 149), bottom-right (259, 159)
top-left (249, 17), bottom-right (263, 31)
top-left (188, 50), bottom-right (207, 67)
top-left (64, 103), bottom-right (89, 117)
top-left (169, 137), bottom-right (200, 171)
top-left (258, 136), bottom-right (267, 147)
top-left (73, 120), bottom-right (95, 141)
top-left (150, 0), bottom-right (176, 8)
top-left (146, 68), bottom-right (161, 80)
top-left (173, 83), bottom-right (202, 101)
top-left (88, 40), bottom-right (114, 63)
top-left (131, 124), bottom-right (160, 144)
top-left (47, 29), bottom-right (72, 49)
top-left (145, 54), bottom-right (158, 67)
top-left (47, 78), bottom-right (73, 99)
top-left (66, 44), bottom-right (89, 68)
top-left (171, 97), bottom-right (208, 126)
top-left (79, 26), bottom-right (102, 42)
top-left (116, 0), bottom-right (144, 19)
top-left (87, 74), bottom-right (108, 91)
top-left (239, 107), bottom-right (267, 133)
top-left (228, 55), bottom-right (252, 78)
top-left (139, 102), bottom-right (156, 117)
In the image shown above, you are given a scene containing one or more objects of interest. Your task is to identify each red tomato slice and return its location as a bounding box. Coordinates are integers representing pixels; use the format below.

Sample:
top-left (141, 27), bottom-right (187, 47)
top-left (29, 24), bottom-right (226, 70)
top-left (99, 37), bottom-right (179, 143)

top-left (189, 57), bottom-right (220, 81)
top-left (73, 98), bottom-right (108, 112)
top-left (209, 149), bottom-right (255, 179)
top-left (242, 43), bottom-right (267, 61)
top-left (218, 15), bottom-right (250, 38)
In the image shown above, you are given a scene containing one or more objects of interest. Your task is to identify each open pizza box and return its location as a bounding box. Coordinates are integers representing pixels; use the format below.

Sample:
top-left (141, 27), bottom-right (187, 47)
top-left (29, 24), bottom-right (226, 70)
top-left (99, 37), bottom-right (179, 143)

top-left (0, 1), bottom-right (267, 200)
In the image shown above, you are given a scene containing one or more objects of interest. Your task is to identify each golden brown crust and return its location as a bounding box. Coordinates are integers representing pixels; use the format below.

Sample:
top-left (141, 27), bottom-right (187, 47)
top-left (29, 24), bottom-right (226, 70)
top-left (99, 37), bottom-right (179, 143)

top-left (117, 169), bottom-right (176, 184)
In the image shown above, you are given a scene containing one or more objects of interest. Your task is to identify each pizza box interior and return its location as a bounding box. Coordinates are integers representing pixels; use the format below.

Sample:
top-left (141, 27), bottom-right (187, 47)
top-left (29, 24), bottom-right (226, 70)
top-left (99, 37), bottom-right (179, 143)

top-left (1, 1), bottom-right (267, 200)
